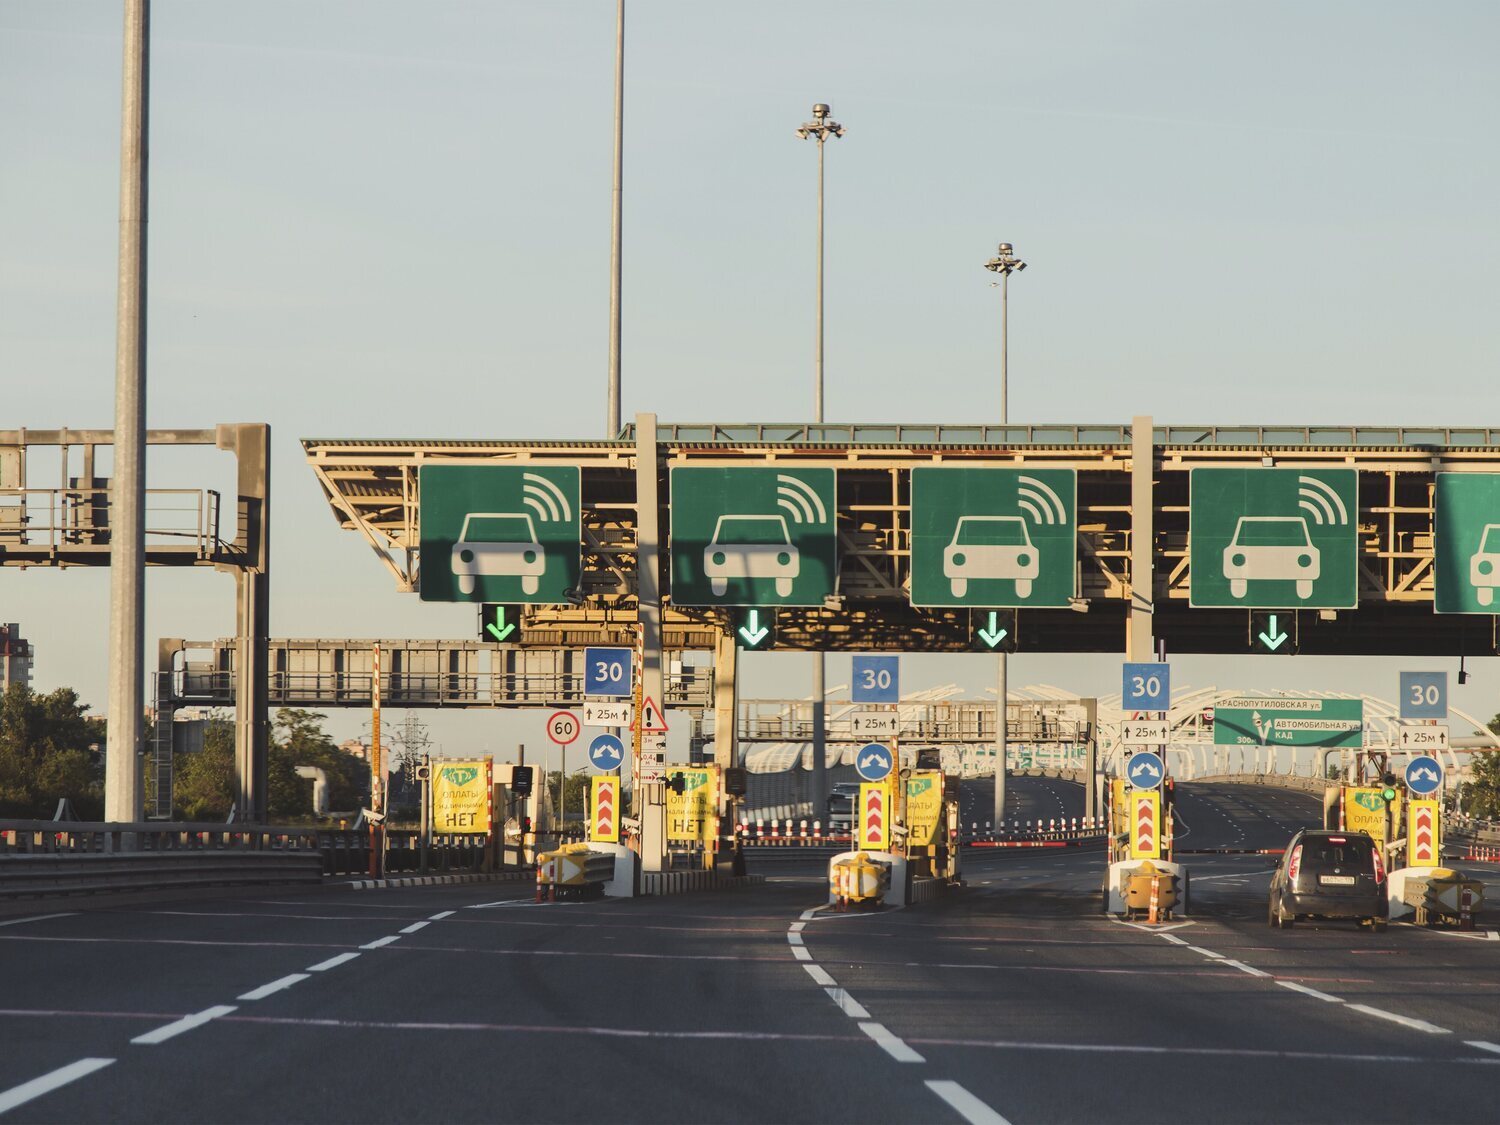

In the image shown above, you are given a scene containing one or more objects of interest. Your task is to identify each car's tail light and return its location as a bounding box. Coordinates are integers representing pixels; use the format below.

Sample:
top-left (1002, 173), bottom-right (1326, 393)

top-left (1287, 845), bottom-right (1302, 883)
top-left (1372, 848), bottom-right (1386, 884)
top-left (1327, 836), bottom-right (1346, 844)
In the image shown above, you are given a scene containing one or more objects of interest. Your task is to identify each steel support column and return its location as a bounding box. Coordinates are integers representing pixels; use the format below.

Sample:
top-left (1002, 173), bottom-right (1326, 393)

top-left (1127, 414), bottom-right (1155, 662)
top-left (633, 413), bottom-right (666, 871)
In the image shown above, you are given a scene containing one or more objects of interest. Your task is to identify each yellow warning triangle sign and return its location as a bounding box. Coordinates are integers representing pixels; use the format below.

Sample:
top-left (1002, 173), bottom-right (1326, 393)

top-left (633, 696), bottom-right (669, 733)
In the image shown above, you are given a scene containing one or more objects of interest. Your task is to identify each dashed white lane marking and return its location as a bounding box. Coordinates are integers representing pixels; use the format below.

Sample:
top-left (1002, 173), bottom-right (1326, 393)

top-left (789, 921), bottom-right (806, 933)
top-left (360, 935), bottom-right (401, 950)
top-left (859, 1021), bottom-right (925, 1063)
top-left (0, 912), bottom-right (76, 929)
top-left (428, 911), bottom-right (455, 921)
top-left (1466, 1040), bottom-right (1500, 1055)
top-left (237, 974), bottom-right (311, 1001)
top-left (131, 1005), bottom-right (238, 1045)
top-left (1277, 981), bottom-right (1343, 1003)
top-left (1186, 946), bottom-right (1223, 959)
top-left (1222, 959), bottom-right (1270, 978)
top-left (790, 945), bottom-right (812, 962)
top-left (1347, 1004), bottom-right (1450, 1035)
top-left (400, 921), bottom-right (430, 934)
top-left (787, 932), bottom-right (805, 946)
top-left (803, 963), bottom-right (836, 987)
top-left (1158, 933), bottom-right (1190, 946)
top-left (826, 988), bottom-right (870, 1019)
top-left (0, 1057), bottom-right (115, 1115)
top-left (307, 952), bottom-right (361, 972)
top-left (925, 1079), bottom-right (1012, 1125)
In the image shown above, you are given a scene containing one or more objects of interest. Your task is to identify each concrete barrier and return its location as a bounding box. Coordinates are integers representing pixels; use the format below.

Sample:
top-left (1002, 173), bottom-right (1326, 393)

top-left (640, 870), bottom-right (765, 896)
top-left (0, 851), bottom-right (323, 901)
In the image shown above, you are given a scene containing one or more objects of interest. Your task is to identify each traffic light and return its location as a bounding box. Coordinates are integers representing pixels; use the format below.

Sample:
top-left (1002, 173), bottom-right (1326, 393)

top-left (1380, 774), bottom-right (1399, 804)
top-left (511, 765), bottom-right (534, 796)
top-left (1250, 610), bottom-right (1296, 654)
top-left (972, 609), bottom-right (1018, 653)
top-left (722, 767), bottom-right (748, 797)
top-left (665, 771), bottom-right (687, 795)
top-left (479, 604), bottom-right (522, 644)
top-left (734, 607), bottom-right (776, 650)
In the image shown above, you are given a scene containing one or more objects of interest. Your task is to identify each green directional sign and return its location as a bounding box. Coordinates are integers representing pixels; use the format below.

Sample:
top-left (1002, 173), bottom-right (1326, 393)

top-left (1213, 696), bottom-right (1363, 748)
top-left (418, 465), bottom-right (580, 603)
top-left (734, 607), bottom-right (776, 650)
top-left (1189, 468), bottom-right (1357, 609)
top-left (972, 609), bottom-right (1018, 652)
top-left (478, 604), bottom-right (521, 644)
top-left (1434, 473), bottom-right (1500, 614)
top-left (910, 468), bottom-right (1077, 608)
top-left (1251, 610), bottom-right (1296, 655)
top-left (670, 468), bottom-right (836, 606)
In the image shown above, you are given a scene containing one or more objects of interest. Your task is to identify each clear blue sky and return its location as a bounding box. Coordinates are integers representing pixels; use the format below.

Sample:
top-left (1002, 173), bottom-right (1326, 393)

top-left (3, 2), bottom-right (1499, 753)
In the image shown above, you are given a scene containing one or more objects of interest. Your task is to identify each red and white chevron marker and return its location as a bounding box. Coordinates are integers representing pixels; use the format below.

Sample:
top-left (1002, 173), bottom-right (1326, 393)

top-left (1131, 791), bottom-right (1160, 859)
top-left (859, 783), bottom-right (889, 850)
top-left (591, 776), bottom-right (619, 844)
top-left (1409, 799), bottom-right (1439, 865)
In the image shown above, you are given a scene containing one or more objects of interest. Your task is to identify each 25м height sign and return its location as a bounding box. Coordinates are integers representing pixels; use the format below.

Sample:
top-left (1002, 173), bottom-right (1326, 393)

top-left (1189, 468), bottom-right (1357, 609)
top-left (418, 465), bottom-right (581, 603)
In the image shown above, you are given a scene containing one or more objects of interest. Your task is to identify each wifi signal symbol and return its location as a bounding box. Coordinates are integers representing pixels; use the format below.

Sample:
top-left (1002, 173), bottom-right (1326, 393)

top-left (776, 475), bottom-right (828, 525)
top-left (522, 473), bottom-right (573, 524)
top-left (1297, 476), bottom-right (1348, 526)
top-left (1016, 475), bottom-right (1067, 526)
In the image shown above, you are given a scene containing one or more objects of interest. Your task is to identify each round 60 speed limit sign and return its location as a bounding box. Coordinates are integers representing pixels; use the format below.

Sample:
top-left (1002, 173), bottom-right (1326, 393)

top-left (546, 711), bottom-right (581, 746)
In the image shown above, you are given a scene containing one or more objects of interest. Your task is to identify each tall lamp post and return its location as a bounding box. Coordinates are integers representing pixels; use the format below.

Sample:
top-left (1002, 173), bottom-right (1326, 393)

top-left (983, 241), bottom-right (1026, 833)
top-left (606, 0), bottom-right (624, 437)
top-left (796, 103), bottom-right (844, 818)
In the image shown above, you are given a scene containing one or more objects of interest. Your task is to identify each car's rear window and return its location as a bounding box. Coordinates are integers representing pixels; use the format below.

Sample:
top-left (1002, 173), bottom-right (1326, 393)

top-left (1299, 838), bottom-right (1372, 866)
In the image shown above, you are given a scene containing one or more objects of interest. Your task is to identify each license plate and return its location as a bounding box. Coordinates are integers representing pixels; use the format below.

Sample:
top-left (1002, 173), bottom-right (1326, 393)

top-left (1320, 874), bottom-right (1356, 886)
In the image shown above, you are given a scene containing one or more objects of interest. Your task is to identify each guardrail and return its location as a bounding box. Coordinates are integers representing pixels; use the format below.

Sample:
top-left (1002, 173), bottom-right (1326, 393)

top-left (0, 852), bottom-right (323, 901)
top-left (735, 815), bottom-right (1107, 849)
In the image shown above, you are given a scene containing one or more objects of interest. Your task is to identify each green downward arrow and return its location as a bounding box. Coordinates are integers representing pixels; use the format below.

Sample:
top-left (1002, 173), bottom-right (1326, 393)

top-left (738, 609), bottom-right (769, 647)
top-left (977, 611), bottom-right (1009, 649)
top-left (1258, 613), bottom-right (1288, 651)
top-left (485, 606), bottom-right (516, 642)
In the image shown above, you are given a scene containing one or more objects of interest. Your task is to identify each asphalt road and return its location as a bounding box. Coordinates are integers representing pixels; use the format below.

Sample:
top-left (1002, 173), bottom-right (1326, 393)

top-left (3, 782), bottom-right (1499, 1124)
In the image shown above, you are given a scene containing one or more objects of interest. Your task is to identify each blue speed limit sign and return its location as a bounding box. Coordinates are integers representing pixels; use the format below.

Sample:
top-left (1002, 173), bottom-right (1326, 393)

top-left (585, 647), bottom-right (633, 697)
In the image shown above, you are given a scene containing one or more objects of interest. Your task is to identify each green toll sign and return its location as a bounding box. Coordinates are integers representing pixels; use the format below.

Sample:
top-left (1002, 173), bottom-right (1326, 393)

top-left (1189, 468), bottom-right (1357, 609)
top-left (418, 465), bottom-right (581, 604)
top-left (910, 468), bottom-right (1077, 608)
top-left (1434, 473), bottom-right (1500, 614)
top-left (670, 468), bottom-right (837, 606)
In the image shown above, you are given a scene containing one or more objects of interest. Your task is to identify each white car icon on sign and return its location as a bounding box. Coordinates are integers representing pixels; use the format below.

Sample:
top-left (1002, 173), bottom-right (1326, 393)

top-left (943, 515), bottom-right (1039, 598)
top-left (451, 512), bottom-right (545, 596)
top-left (703, 515), bottom-right (799, 597)
top-left (1222, 516), bottom-right (1320, 599)
top-left (1470, 523), bottom-right (1500, 607)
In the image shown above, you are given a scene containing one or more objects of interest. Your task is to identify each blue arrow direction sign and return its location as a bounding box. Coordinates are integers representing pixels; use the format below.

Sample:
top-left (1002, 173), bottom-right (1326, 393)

top-left (1257, 613), bottom-right (1289, 651)
top-left (484, 605), bottom-right (516, 643)
top-left (855, 743), bottom-right (894, 782)
top-left (738, 609), bottom-right (770, 647)
top-left (1404, 755), bottom-right (1444, 796)
top-left (588, 733), bottom-right (625, 773)
top-left (1126, 751), bottom-right (1165, 790)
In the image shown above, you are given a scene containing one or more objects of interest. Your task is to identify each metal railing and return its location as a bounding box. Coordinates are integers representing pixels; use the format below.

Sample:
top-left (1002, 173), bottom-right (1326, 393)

top-left (0, 486), bottom-right (222, 555)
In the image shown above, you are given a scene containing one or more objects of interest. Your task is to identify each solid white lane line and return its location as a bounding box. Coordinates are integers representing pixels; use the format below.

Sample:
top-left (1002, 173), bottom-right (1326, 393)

top-left (400, 921), bottom-right (430, 934)
top-left (826, 988), bottom-right (871, 1019)
top-left (803, 963), bottom-right (836, 987)
top-left (790, 945), bottom-right (812, 962)
top-left (789, 921), bottom-right (806, 932)
top-left (132, 1005), bottom-right (238, 1045)
top-left (859, 1022), bottom-right (925, 1063)
top-left (1186, 946), bottom-right (1223, 959)
top-left (787, 932), bottom-right (805, 946)
top-left (307, 952), bottom-right (361, 972)
top-left (0, 913), bottom-right (76, 929)
top-left (1277, 981), bottom-right (1344, 1003)
top-left (428, 911), bottom-right (455, 921)
top-left (1157, 934), bottom-right (1190, 946)
top-left (925, 1080), bottom-right (1012, 1125)
top-left (1346, 1004), bottom-right (1450, 1035)
top-left (360, 935), bottom-right (401, 950)
top-left (1465, 1041), bottom-right (1500, 1055)
top-left (0, 1058), bottom-right (115, 1115)
top-left (1222, 959), bottom-right (1270, 978)
top-left (237, 974), bottom-right (311, 1001)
